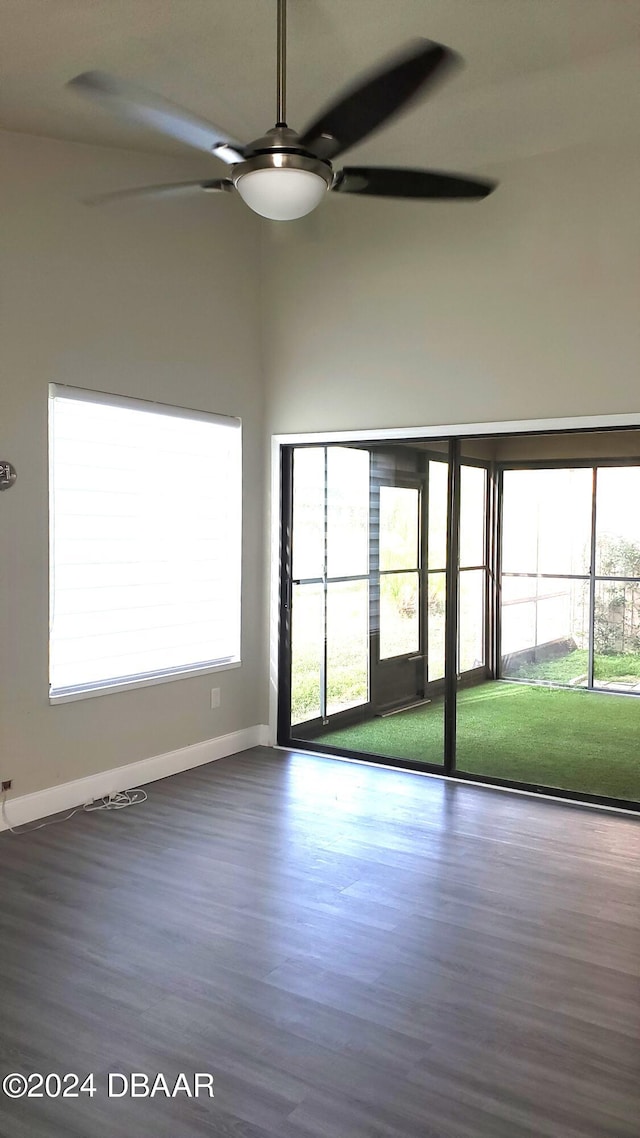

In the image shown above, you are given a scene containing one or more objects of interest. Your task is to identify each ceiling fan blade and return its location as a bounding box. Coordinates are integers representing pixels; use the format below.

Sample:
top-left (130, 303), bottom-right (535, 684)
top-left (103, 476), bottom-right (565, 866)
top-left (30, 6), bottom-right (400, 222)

top-left (299, 39), bottom-right (459, 161)
top-left (68, 71), bottom-right (246, 164)
top-left (332, 167), bottom-right (496, 199)
top-left (84, 179), bottom-right (234, 206)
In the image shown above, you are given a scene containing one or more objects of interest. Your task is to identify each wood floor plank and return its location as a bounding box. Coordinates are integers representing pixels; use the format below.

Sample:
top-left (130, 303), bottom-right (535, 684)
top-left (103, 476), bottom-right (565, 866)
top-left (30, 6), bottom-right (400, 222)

top-left (1, 747), bottom-right (638, 1137)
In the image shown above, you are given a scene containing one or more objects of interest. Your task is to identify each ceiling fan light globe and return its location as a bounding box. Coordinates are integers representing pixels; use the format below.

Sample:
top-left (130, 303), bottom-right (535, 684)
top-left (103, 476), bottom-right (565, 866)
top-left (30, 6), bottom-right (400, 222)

top-left (235, 166), bottom-right (328, 221)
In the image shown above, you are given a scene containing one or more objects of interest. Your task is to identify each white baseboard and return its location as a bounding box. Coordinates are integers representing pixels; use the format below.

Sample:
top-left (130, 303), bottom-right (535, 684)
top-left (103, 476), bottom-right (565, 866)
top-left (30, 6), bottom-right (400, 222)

top-left (257, 722), bottom-right (274, 747)
top-left (0, 725), bottom-right (270, 832)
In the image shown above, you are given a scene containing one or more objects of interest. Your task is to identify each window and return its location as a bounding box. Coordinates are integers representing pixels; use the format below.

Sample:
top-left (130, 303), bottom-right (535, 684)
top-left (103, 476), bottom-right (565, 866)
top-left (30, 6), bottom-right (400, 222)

top-left (49, 385), bottom-right (241, 700)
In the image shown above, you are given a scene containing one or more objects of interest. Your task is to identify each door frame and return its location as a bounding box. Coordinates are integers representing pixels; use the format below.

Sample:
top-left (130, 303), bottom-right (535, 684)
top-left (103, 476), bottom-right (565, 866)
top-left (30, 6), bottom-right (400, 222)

top-left (269, 411), bottom-right (640, 813)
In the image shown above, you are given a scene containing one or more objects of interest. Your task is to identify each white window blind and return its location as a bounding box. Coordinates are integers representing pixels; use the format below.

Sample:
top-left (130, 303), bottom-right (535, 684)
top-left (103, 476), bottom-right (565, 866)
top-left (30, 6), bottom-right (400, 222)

top-left (49, 385), bottom-right (241, 698)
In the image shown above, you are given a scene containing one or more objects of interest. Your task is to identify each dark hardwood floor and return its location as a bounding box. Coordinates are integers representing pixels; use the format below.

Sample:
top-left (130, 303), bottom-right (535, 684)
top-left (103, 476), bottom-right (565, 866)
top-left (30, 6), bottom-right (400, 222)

top-left (1, 747), bottom-right (639, 1137)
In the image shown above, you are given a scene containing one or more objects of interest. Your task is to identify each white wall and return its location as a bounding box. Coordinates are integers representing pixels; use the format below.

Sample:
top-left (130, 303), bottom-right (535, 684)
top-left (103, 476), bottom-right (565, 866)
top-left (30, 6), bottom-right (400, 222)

top-left (0, 131), bottom-right (265, 798)
top-left (262, 142), bottom-right (640, 435)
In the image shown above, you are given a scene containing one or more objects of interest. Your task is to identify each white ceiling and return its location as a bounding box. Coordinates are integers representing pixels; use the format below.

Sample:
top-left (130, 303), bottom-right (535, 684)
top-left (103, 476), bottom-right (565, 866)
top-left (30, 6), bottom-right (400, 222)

top-left (2, 0), bottom-right (639, 173)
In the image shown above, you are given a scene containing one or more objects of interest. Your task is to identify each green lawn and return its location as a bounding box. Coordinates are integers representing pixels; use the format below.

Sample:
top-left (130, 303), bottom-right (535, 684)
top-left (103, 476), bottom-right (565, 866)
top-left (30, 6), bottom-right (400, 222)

top-left (316, 682), bottom-right (640, 801)
top-left (507, 647), bottom-right (640, 686)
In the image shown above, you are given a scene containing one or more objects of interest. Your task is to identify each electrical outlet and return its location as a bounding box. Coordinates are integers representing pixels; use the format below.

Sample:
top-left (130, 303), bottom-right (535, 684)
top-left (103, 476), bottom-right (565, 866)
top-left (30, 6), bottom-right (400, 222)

top-left (210, 687), bottom-right (221, 710)
top-left (1, 779), bottom-right (12, 792)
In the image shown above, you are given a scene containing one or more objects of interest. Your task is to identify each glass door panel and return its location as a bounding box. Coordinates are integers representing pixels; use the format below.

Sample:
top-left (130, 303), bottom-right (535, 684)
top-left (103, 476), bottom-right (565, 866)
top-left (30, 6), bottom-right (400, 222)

top-left (501, 576), bottom-right (589, 683)
top-left (327, 447), bottom-right (369, 578)
top-left (594, 467), bottom-right (640, 693)
top-left (593, 580), bottom-right (640, 690)
top-left (455, 456), bottom-right (492, 796)
top-left (378, 484), bottom-right (420, 666)
top-left (459, 465), bottom-right (486, 569)
top-left (427, 572), bottom-right (446, 681)
top-left (457, 464), bottom-right (488, 677)
top-left (427, 460), bottom-right (448, 570)
top-left (380, 572), bottom-right (419, 659)
top-left (459, 569), bottom-right (485, 672)
top-left (501, 574), bottom-right (537, 657)
top-left (325, 448), bottom-right (370, 716)
top-left (455, 677), bottom-right (640, 800)
top-left (595, 467), bottom-right (640, 575)
top-left (500, 468), bottom-right (592, 682)
top-left (294, 444), bottom-right (446, 768)
top-left (290, 446), bottom-right (371, 735)
top-left (502, 467), bottom-right (592, 575)
top-left (326, 581), bottom-right (369, 715)
top-left (458, 456), bottom-right (640, 804)
top-left (292, 447), bottom-right (324, 581)
top-left (374, 479), bottom-right (422, 712)
top-left (426, 459), bottom-right (449, 690)
top-left (291, 584), bottom-right (324, 725)
top-left (380, 486), bottom-right (419, 570)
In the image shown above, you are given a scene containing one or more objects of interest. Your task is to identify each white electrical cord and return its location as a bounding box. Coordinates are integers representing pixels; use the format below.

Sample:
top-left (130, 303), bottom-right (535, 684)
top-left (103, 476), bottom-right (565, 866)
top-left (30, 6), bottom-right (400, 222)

top-left (1, 788), bottom-right (147, 835)
top-left (84, 789), bottom-right (147, 812)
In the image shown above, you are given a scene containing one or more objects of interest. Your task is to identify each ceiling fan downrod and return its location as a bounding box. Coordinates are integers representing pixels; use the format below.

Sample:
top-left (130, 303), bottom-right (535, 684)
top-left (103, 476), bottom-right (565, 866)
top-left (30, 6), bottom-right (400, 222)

top-left (276, 0), bottom-right (287, 127)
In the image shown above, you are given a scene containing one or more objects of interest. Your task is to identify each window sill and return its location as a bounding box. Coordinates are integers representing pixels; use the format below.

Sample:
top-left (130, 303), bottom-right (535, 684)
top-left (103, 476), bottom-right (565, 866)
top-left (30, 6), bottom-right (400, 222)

top-left (49, 659), bottom-right (241, 705)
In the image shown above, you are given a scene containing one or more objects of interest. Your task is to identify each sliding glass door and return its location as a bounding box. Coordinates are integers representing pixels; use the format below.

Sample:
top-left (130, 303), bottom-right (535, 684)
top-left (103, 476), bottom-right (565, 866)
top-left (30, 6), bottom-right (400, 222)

top-left (456, 458), bottom-right (640, 803)
top-left (281, 436), bottom-right (640, 809)
top-left (285, 442), bottom-right (450, 768)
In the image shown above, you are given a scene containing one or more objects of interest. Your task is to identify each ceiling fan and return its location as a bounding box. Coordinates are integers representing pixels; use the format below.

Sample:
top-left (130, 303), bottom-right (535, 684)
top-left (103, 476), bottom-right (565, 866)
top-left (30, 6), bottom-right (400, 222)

top-left (68, 0), bottom-right (496, 221)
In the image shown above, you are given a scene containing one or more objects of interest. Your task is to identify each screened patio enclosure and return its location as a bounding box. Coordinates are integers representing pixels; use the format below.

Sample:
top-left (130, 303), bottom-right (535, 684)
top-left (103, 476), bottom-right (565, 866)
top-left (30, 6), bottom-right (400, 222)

top-left (278, 430), bottom-right (640, 809)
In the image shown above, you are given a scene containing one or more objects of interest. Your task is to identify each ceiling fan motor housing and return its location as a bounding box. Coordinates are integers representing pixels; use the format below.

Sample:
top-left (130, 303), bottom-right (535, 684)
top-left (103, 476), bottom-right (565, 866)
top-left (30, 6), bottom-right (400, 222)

top-left (232, 126), bottom-right (334, 220)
